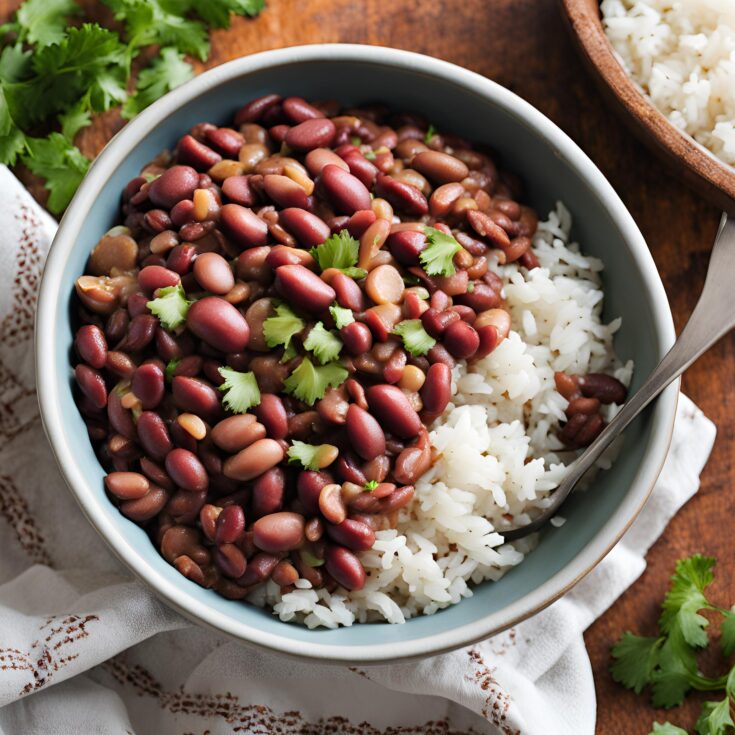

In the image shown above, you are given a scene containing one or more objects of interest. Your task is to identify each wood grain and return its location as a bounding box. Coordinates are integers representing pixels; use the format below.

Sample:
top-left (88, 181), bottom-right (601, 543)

top-left (2, 0), bottom-right (733, 732)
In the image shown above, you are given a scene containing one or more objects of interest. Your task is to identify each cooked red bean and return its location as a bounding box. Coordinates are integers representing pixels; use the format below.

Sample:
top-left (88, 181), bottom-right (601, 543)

top-left (215, 543), bottom-right (247, 579)
top-left (193, 252), bottom-right (235, 295)
top-left (138, 265), bottom-right (180, 293)
top-left (130, 363), bottom-right (164, 410)
top-left (172, 376), bottom-right (221, 418)
top-left (253, 511), bottom-right (305, 552)
top-left (278, 207), bottom-right (331, 248)
top-left (148, 166), bottom-right (199, 208)
top-left (120, 486), bottom-right (170, 522)
top-left (235, 94), bottom-right (281, 125)
top-left (296, 470), bottom-right (331, 515)
top-left (421, 307), bottom-right (460, 338)
top-left (238, 551), bottom-right (280, 586)
top-left (220, 203), bottom-right (269, 248)
top-left (223, 438), bottom-right (284, 481)
top-left (320, 164), bottom-right (372, 215)
top-left (325, 545), bottom-right (366, 591)
top-left (387, 230), bottom-right (426, 265)
top-left (345, 404), bottom-right (386, 461)
top-left (263, 174), bottom-right (310, 209)
top-left (165, 448), bottom-right (209, 493)
top-left (332, 271), bottom-right (365, 311)
top-left (340, 321), bottom-right (373, 355)
top-left (187, 296), bottom-right (250, 353)
top-left (215, 504), bottom-right (245, 544)
top-left (282, 96), bottom-right (322, 122)
top-left (252, 467), bottom-right (285, 518)
top-left (75, 365), bottom-right (107, 409)
top-left (75, 325), bottom-right (108, 369)
top-left (211, 414), bottom-right (265, 453)
top-left (374, 173), bottom-right (428, 216)
top-left (305, 147), bottom-right (349, 176)
top-left (578, 373), bottom-right (627, 404)
top-left (412, 150), bottom-right (469, 183)
top-left (365, 384), bottom-right (421, 439)
top-left (326, 519), bottom-right (375, 551)
top-left (285, 118), bottom-right (336, 150)
top-left (105, 471), bottom-right (149, 500)
top-left (275, 264), bottom-right (336, 313)
top-left (443, 320), bottom-right (480, 359)
top-left (177, 134), bottom-right (222, 170)
top-left (421, 363), bottom-right (452, 415)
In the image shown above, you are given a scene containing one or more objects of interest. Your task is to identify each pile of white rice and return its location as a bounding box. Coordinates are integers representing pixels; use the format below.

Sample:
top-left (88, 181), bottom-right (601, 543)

top-left (248, 203), bottom-right (633, 628)
top-left (601, 0), bottom-right (735, 166)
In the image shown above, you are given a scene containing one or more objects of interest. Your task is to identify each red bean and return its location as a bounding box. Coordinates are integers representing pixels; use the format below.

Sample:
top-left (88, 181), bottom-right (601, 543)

top-left (120, 486), bottom-right (170, 522)
top-left (455, 282), bottom-right (501, 311)
top-left (215, 504), bottom-right (245, 544)
top-left (341, 151), bottom-right (379, 189)
top-left (475, 324), bottom-right (499, 359)
top-left (578, 374), bottom-right (627, 404)
top-left (75, 365), bottom-right (107, 409)
top-left (325, 545), bottom-right (366, 591)
top-left (165, 448), bottom-right (209, 493)
top-left (282, 96), bottom-right (322, 122)
top-left (383, 348), bottom-right (407, 383)
top-left (365, 384), bottom-right (421, 439)
top-left (124, 314), bottom-right (158, 352)
top-left (138, 266), bottom-right (180, 294)
top-left (206, 127), bottom-right (244, 157)
top-left (421, 307), bottom-right (460, 338)
top-left (421, 362), bottom-right (452, 415)
top-left (346, 209), bottom-right (377, 239)
top-left (285, 118), bottom-right (336, 150)
top-left (412, 150), bottom-right (469, 184)
top-left (105, 471), bottom-right (150, 500)
top-left (305, 148), bottom-right (348, 176)
top-left (332, 271), bottom-right (364, 311)
top-left (379, 484), bottom-right (415, 512)
top-left (172, 376), bottom-right (221, 418)
top-left (223, 438), bottom-right (284, 481)
top-left (251, 467), bottom-right (285, 518)
top-left (191, 252), bottom-right (234, 295)
top-left (253, 394), bottom-right (288, 440)
top-left (177, 134), bottom-right (222, 170)
top-left (253, 511), bottom-right (305, 552)
top-left (235, 94), bottom-right (282, 125)
top-left (345, 404), bottom-right (386, 461)
top-left (148, 166), bottom-right (199, 209)
top-left (107, 390), bottom-right (136, 439)
top-left (266, 245), bottom-right (316, 270)
top-left (326, 519), bottom-right (375, 551)
top-left (387, 230), bottom-right (426, 266)
top-left (374, 173), bottom-right (428, 216)
top-left (75, 325), bottom-right (107, 369)
top-left (215, 543), bottom-right (247, 579)
top-left (296, 470), bottom-right (331, 515)
top-left (132, 363), bottom-right (165, 409)
top-left (443, 320), bottom-right (480, 359)
top-left (166, 244), bottom-right (196, 275)
top-left (220, 203), bottom-right (268, 249)
top-left (275, 265), bottom-right (335, 313)
top-left (320, 164), bottom-right (372, 215)
top-left (279, 207), bottom-right (331, 248)
top-left (263, 174), bottom-right (310, 209)
top-left (211, 414), bottom-right (265, 452)
top-left (186, 296), bottom-right (250, 353)
top-left (237, 551), bottom-right (280, 586)
top-left (221, 175), bottom-right (256, 206)
top-left (340, 321), bottom-right (373, 356)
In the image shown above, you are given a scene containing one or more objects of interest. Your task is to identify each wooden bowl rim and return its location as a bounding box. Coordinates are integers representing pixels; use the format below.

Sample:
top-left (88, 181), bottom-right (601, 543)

top-left (561, 0), bottom-right (735, 207)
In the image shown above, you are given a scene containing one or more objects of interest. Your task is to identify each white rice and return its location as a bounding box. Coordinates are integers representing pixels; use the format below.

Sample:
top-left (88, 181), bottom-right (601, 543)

top-left (601, 0), bottom-right (735, 166)
top-left (251, 203), bottom-right (633, 628)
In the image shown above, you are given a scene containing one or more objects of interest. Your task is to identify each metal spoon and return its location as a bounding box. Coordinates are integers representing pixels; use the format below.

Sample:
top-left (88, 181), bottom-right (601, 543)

top-left (503, 212), bottom-right (734, 541)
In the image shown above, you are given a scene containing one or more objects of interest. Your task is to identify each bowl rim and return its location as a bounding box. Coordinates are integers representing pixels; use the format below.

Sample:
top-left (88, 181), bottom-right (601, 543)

top-left (560, 0), bottom-right (735, 213)
top-left (36, 43), bottom-right (678, 663)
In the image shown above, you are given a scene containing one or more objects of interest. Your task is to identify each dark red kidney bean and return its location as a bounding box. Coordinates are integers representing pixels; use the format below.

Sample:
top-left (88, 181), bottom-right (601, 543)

top-left (170, 199), bottom-right (195, 227)
top-left (193, 252), bottom-right (235, 295)
top-left (316, 386), bottom-right (349, 425)
top-left (341, 151), bottom-right (379, 189)
top-left (131, 363), bottom-right (165, 409)
top-left (503, 236), bottom-right (532, 263)
top-left (383, 349), bottom-right (407, 384)
top-left (374, 173), bottom-right (428, 216)
top-left (215, 504), bottom-right (245, 544)
top-left (365, 384), bottom-right (421, 439)
top-left (123, 314), bottom-right (157, 352)
top-left (455, 282), bottom-right (501, 311)
top-left (345, 378), bottom-right (368, 410)
top-left (362, 454), bottom-right (390, 483)
top-left (336, 452), bottom-right (368, 486)
top-left (319, 164), bottom-right (372, 215)
top-left (237, 551), bottom-right (280, 586)
top-left (221, 175), bottom-right (256, 206)
top-left (170, 419), bottom-right (198, 453)
top-left (215, 543), bottom-right (247, 579)
top-left (155, 327), bottom-right (182, 362)
top-left (253, 511), bottom-right (305, 553)
top-left (279, 207), bottom-right (331, 248)
top-left (143, 209), bottom-right (173, 234)
top-left (393, 440), bottom-right (431, 484)
top-left (297, 470), bottom-right (332, 515)
top-left (332, 271), bottom-right (364, 311)
top-left (127, 293), bottom-right (149, 318)
top-left (173, 355), bottom-right (203, 378)
top-left (559, 412), bottom-right (591, 447)
top-left (379, 484), bottom-right (415, 512)
top-left (566, 396), bottom-right (601, 416)
top-left (326, 519), bottom-right (375, 551)
top-left (430, 290), bottom-right (451, 311)
top-left (346, 209), bottom-right (377, 239)
top-left (220, 203), bottom-right (269, 249)
top-left (172, 376), bottom-right (221, 418)
top-left (120, 486), bottom-right (170, 522)
top-left (467, 210), bottom-right (511, 249)
top-left (177, 134), bottom-right (222, 170)
top-left (271, 559), bottom-right (299, 587)
top-left (421, 362), bottom-right (452, 415)
top-left (345, 404), bottom-right (386, 461)
top-left (412, 150), bottom-right (469, 184)
top-left (140, 456), bottom-right (175, 491)
top-left (275, 265), bottom-right (335, 313)
top-left (166, 244), bottom-right (196, 275)
top-left (75, 365), bottom-right (107, 409)
top-left (211, 414), bottom-right (265, 452)
top-left (251, 467), bottom-right (285, 518)
top-left (305, 147), bottom-right (349, 176)
top-left (573, 413), bottom-right (604, 446)
top-left (105, 471), bottom-right (149, 500)
top-left (434, 270), bottom-right (468, 297)
top-left (205, 127), bottom-right (244, 157)
top-left (223, 438), bottom-right (284, 481)
top-left (263, 174), bottom-right (310, 209)
top-left (340, 321), bottom-right (372, 355)
top-left (76, 325), bottom-right (107, 369)
top-left (253, 394), bottom-right (288, 440)
top-left (235, 94), bottom-right (282, 125)
top-left (179, 220), bottom-right (215, 242)
top-left (268, 124), bottom-right (290, 143)
top-left (325, 545), bottom-right (366, 591)
top-left (165, 448), bottom-right (208, 493)
top-left (448, 304), bottom-right (476, 322)
top-left (106, 309), bottom-right (129, 343)
top-left (148, 166), bottom-right (199, 208)
top-left (578, 374), bottom-right (627, 404)
top-left (107, 391), bottom-right (136, 439)
top-left (285, 118), bottom-right (336, 150)
top-left (186, 296), bottom-right (250, 353)
top-left (282, 96), bottom-right (322, 122)
top-left (554, 371), bottom-right (581, 400)
top-left (443, 320), bottom-right (480, 359)
top-left (387, 230), bottom-right (427, 266)
top-left (421, 307), bottom-right (460, 338)
top-left (236, 246), bottom-right (272, 284)
top-left (427, 343), bottom-right (456, 368)
top-left (475, 324), bottom-right (499, 359)
top-left (266, 245), bottom-right (315, 270)
top-left (519, 249), bottom-right (540, 270)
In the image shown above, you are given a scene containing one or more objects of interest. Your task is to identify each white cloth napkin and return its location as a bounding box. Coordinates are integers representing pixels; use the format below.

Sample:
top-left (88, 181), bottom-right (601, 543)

top-left (0, 166), bottom-right (716, 735)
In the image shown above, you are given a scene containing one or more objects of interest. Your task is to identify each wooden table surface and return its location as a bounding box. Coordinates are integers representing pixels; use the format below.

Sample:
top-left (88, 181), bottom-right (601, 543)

top-left (3, 0), bottom-right (733, 732)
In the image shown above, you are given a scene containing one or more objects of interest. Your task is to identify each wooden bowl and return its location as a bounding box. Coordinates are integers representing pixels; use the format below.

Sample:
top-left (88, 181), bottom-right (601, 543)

top-left (561, 0), bottom-right (735, 212)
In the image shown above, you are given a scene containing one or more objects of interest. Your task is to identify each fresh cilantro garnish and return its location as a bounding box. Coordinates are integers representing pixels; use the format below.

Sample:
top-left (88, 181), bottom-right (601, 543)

top-left (393, 319), bottom-right (436, 357)
top-left (287, 440), bottom-right (331, 471)
top-left (329, 303), bottom-right (354, 329)
top-left (303, 322), bottom-right (342, 365)
top-left (188, 0), bottom-right (265, 28)
top-left (364, 149), bottom-right (376, 161)
top-left (59, 98), bottom-right (92, 141)
top-left (122, 47), bottom-right (193, 119)
top-left (419, 226), bottom-right (462, 277)
top-left (164, 358), bottom-right (180, 382)
top-left (612, 555), bottom-right (735, 734)
top-left (310, 230), bottom-right (367, 280)
top-left (146, 283), bottom-right (191, 330)
top-left (301, 550), bottom-right (325, 567)
top-left (217, 367), bottom-right (261, 413)
top-left (263, 302), bottom-right (305, 352)
top-left (364, 480), bottom-right (379, 492)
top-left (424, 124), bottom-right (437, 143)
top-left (350, 136), bottom-right (361, 146)
top-left (467, 281), bottom-right (475, 293)
top-left (16, 0), bottom-right (80, 47)
top-left (283, 357), bottom-right (348, 406)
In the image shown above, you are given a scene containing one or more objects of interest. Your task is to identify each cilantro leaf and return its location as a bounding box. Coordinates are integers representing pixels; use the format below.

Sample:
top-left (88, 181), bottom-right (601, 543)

top-left (649, 724), bottom-right (689, 735)
top-left (611, 633), bottom-right (661, 695)
top-left (424, 124), bottom-right (436, 143)
top-left (695, 698), bottom-right (734, 735)
top-left (164, 358), bottom-right (180, 382)
top-left (283, 357), bottom-right (348, 406)
top-left (650, 633), bottom-right (698, 708)
top-left (217, 367), bottom-right (261, 413)
top-left (329, 303), bottom-right (354, 329)
top-left (420, 226), bottom-right (462, 277)
top-left (301, 550), bottom-right (325, 567)
top-left (21, 133), bottom-right (89, 213)
top-left (393, 319), bottom-right (436, 357)
top-left (720, 611), bottom-right (735, 657)
top-left (310, 230), bottom-right (367, 279)
top-left (287, 440), bottom-right (334, 471)
top-left (0, 45), bottom-right (32, 83)
top-left (189, 0), bottom-right (265, 28)
top-left (364, 480), bottom-right (378, 492)
top-left (303, 322), bottom-right (342, 365)
top-left (146, 283), bottom-right (191, 329)
top-left (263, 302), bottom-right (305, 352)
top-left (0, 87), bottom-right (26, 166)
top-left (60, 97), bottom-right (92, 141)
top-left (16, 0), bottom-right (80, 47)
top-left (122, 47), bottom-right (193, 119)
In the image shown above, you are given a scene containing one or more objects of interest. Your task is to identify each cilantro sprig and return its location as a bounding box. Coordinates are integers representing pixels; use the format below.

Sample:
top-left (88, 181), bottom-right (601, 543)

top-left (611, 555), bottom-right (735, 735)
top-left (419, 226), bottom-right (462, 277)
top-left (283, 356), bottom-right (348, 406)
top-left (147, 283), bottom-right (191, 330)
top-left (303, 322), bottom-right (342, 365)
top-left (287, 440), bottom-right (333, 471)
top-left (329, 303), bottom-right (354, 329)
top-left (263, 302), bottom-right (305, 355)
top-left (393, 319), bottom-right (436, 357)
top-left (217, 367), bottom-right (261, 414)
top-left (310, 230), bottom-right (367, 280)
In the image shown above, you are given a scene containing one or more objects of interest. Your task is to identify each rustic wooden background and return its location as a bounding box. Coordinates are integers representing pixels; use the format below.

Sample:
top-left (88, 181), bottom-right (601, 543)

top-left (2, 0), bottom-right (733, 731)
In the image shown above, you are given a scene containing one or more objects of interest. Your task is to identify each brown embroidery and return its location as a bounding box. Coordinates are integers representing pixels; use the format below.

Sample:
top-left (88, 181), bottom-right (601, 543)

top-left (465, 649), bottom-right (519, 735)
top-left (488, 628), bottom-right (518, 656)
top-left (0, 473), bottom-right (51, 566)
top-left (103, 655), bottom-right (479, 735)
top-left (0, 613), bottom-right (99, 696)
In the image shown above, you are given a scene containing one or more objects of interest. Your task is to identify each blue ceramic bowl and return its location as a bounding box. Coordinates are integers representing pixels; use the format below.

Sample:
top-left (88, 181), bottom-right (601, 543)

top-left (36, 45), bottom-right (677, 663)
